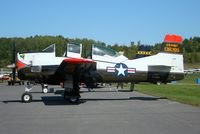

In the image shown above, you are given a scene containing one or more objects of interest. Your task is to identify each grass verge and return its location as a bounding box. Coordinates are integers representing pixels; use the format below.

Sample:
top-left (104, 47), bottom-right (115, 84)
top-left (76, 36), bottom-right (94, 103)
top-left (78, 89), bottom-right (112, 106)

top-left (136, 84), bottom-right (200, 106)
top-left (124, 74), bottom-right (200, 106)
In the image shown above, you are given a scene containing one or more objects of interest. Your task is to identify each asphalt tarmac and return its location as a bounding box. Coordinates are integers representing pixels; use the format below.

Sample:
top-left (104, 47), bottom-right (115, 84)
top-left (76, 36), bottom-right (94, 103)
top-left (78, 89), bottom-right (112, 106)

top-left (0, 83), bottom-right (200, 134)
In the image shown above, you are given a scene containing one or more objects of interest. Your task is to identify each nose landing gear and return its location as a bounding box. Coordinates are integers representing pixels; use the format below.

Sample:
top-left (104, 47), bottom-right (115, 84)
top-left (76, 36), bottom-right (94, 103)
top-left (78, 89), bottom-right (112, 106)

top-left (21, 92), bottom-right (32, 103)
top-left (41, 84), bottom-right (49, 93)
top-left (21, 81), bottom-right (33, 103)
top-left (21, 82), bottom-right (49, 103)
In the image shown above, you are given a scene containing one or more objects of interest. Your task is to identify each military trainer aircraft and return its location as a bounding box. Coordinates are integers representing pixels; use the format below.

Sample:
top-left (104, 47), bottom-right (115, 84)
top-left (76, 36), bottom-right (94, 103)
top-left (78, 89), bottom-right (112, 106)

top-left (17, 34), bottom-right (184, 103)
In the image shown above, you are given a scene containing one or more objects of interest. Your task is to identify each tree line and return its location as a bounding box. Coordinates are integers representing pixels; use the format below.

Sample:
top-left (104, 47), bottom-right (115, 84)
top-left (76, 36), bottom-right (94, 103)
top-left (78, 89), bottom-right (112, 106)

top-left (0, 35), bottom-right (200, 68)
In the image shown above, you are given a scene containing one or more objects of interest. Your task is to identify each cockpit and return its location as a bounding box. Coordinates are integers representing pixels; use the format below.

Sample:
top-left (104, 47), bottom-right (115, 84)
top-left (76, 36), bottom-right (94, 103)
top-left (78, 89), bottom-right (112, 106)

top-left (92, 45), bottom-right (119, 57)
top-left (91, 45), bottom-right (128, 63)
top-left (41, 43), bottom-right (128, 63)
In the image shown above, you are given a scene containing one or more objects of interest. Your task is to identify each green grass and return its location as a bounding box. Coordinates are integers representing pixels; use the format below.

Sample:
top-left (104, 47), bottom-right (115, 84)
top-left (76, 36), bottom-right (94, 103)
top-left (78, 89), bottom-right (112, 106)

top-left (179, 73), bottom-right (200, 84)
top-left (184, 63), bottom-right (200, 69)
top-left (136, 84), bottom-right (200, 106)
top-left (124, 74), bottom-right (200, 106)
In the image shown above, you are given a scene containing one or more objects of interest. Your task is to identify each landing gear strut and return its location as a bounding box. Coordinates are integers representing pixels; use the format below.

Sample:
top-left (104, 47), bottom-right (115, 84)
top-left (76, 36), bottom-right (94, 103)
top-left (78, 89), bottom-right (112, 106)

top-left (63, 74), bottom-right (81, 104)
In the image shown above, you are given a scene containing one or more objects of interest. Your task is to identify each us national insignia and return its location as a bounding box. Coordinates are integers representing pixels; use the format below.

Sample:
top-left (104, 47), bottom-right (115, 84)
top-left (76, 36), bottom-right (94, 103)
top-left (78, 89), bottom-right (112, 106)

top-left (106, 63), bottom-right (136, 77)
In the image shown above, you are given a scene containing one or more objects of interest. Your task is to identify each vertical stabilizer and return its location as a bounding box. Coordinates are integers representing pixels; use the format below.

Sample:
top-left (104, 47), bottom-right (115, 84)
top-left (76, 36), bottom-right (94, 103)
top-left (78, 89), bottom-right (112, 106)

top-left (160, 34), bottom-right (184, 74)
top-left (161, 34), bottom-right (182, 54)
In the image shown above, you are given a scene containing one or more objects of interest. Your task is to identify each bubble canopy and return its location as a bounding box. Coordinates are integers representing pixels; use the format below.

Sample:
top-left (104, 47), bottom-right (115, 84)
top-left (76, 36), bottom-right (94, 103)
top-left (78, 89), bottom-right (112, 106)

top-left (92, 45), bottom-right (119, 57)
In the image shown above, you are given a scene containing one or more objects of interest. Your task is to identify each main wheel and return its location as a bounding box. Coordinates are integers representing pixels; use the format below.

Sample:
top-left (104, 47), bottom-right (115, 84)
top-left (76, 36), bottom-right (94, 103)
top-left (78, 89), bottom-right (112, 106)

top-left (69, 97), bottom-right (79, 103)
top-left (21, 92), bottom-right (32, 103)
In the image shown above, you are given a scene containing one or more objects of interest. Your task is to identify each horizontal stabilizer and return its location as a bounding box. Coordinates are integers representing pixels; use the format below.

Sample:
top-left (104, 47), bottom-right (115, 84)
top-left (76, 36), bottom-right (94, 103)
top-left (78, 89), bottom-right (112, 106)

top-left (135, 45), bottom-right (152, 59)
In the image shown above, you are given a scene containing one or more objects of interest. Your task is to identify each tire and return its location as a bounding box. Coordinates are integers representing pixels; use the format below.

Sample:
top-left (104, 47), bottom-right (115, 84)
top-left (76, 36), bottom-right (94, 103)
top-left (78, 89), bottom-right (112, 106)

top-left (68, 97), bottom-right (79, 103)
top-left (42, 88), bottom-right (48, 94)
top-left (21, 92), bottom-right (32, 103)
top-left (8, 82), bottom-right (11, 86)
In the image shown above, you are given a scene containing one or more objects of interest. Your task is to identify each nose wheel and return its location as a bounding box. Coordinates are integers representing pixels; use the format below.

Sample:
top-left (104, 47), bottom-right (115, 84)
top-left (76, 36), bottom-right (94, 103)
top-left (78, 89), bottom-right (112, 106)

top-left (21, 92), bottom-right (32, 103)
top-left (42, 84), bottom-right (49, 93)
top-left (42, 87), bottom-right (48, 93)
top-left (21, 81), bottom-right (33, 103)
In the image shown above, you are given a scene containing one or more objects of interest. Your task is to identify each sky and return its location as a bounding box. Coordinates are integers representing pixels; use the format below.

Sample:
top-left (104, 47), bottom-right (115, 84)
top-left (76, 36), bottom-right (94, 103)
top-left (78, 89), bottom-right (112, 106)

top-left (0, 0), bottom-right (200, 45)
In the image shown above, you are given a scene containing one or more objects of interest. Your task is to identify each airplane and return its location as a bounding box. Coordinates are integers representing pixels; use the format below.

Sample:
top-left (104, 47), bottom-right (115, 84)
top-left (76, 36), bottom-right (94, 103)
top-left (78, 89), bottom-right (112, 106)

top-left (16, 34), bottom-right (184, 103)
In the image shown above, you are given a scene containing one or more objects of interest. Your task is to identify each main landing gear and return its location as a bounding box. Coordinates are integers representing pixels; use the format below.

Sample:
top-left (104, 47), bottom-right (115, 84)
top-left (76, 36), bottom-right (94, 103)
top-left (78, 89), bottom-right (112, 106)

top-left (63, 74), bottom-right (81, 104)
top-left (64, 89), bottom-right (80, 103)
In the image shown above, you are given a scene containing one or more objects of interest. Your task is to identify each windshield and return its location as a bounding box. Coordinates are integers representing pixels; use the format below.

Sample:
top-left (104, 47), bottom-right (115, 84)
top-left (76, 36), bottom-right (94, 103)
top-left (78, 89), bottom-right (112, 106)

top-left (42, 44), bottom-right (55, 52)
top-left (92, 45), bottom-right (119, 57)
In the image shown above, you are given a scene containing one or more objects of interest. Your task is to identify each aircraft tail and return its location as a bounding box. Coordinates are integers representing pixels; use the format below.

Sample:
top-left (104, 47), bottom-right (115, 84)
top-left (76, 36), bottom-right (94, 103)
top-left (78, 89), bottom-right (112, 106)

top-left (155, 34), bottom-right (184, 76)
top-left (161, 34), bottom-right (182, 54)
top-left (146, 34), bottom-right (184, 82)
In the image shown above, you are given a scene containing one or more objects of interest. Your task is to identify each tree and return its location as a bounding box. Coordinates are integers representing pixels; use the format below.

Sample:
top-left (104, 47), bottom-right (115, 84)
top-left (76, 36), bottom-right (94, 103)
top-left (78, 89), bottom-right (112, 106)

top-left (0, 35), bottom-right (200, 67)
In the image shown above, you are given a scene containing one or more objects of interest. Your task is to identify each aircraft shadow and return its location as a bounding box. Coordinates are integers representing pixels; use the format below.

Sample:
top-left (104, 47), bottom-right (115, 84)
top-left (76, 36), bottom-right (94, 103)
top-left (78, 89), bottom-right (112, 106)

top-left (41, 96), bottom-right (84, 105)
top-left (82, 96), bottom-right (166, 101)
top-left (31, 91), bottom-right (43, 94)
top-left (41, 96), bottom-right (166, 105)
top-left (1, 97), bottom-right (84, 105)
top-left (1, 96), bottom-right (166, 106)
top-left (1, 89), bottom-right (167, 105)
top-left (55, 89), bottom-right (133, 94)
top-left (2, 99), bottom-right (42, 103)
top-left (80, 90), bottom-right (120, 93)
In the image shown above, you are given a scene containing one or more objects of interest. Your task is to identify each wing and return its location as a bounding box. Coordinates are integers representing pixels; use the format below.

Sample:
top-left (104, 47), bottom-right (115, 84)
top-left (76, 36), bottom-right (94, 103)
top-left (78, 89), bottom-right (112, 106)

top-left (55, 58), bottom-right (96, 82)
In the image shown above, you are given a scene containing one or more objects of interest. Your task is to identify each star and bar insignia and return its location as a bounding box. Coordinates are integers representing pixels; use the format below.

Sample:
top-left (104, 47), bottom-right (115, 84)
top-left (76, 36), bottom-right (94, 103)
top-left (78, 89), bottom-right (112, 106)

top-left (106, 63), bottom-right (136, 77)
